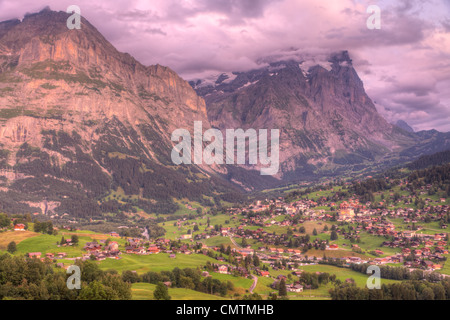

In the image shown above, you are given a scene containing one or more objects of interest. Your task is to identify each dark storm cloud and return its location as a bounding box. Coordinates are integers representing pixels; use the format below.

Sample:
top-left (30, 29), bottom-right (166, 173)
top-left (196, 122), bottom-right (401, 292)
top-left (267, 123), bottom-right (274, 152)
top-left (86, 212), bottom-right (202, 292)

top-left (196, 0), bottom-right (280, 18)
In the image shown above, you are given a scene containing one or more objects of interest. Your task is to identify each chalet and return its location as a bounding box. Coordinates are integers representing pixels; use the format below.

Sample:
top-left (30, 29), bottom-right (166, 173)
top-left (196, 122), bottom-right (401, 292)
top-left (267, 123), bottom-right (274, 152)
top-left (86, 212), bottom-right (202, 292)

top-left (374, 257), bottom-right (388, 265)
top-left (106, 241), bottom-right (119, 251)
top-left (14, 224), bottom-right (25, 231)
top-left (423, 247), bottom-right (431, 254)
top-left (237, 249), bottom-right (255, 257)
top-left (109, 232), bottom-right (120, 238)
top-left (432, 264), bottom-right (442, 270)
top-left (133, 247), bottom-right (146, 255)
top-left (147, 246), bottom-right (160, 254)
top-left (434, 234), bottom-right (443, 241)
top-left (348, 257), bottom-right (362, 264)
top-left (127, 238), bottom-right (142, 247)
top-left (92, 252), bottom-right (106, 261)
top-left (327, 244), bottom-right (339, 250)
top-left (45, 253), bottom-right (55, 259)
top-left (345, 278), bottom-right (355, 284)
top-left (271, 280), bottom-right (280, 289)
top-left (402, 231), bottom-right (415, 238)
top-left (424, 241), bottom-right (434, 247)
top-left (277, 274), bottom-right (287, 280)
top-left (156, 238), bottom-right (171, 245)
top-left (287, 284), bottom-right (304, 293)
top-left (391, 256), bottom-right (403, 263)
top-left (259, 270), bottom-right (270, 277)
top-left (107, 250), bottom-right (121, 259)
top-left (28, 252), bottom-right (41, 259)
top-left (218, 265), bottom-right (228, 274)
top-left (56, 253), bottom-right (67, 259)
top-left (84, 242), bottom-right (102, 252)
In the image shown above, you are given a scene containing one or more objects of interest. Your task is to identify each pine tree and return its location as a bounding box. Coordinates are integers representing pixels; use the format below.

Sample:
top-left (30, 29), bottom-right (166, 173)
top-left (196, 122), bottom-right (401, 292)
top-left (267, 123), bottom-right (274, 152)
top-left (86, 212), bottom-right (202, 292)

top-left (153, 282), bottom-right (171, 300)
top-left (279, 278), bottom-right (287, 297)
top-left (330, 230), bottom-right (338, 241)
top-left (7, 241), bottom-right (16, 254)
top-left (71, 235), bottom-right (79, 245)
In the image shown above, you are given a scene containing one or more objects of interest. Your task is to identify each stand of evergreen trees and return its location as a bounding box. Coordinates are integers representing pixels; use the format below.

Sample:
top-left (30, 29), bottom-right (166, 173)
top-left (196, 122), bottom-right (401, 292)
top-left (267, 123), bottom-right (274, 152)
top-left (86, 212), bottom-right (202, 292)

top-left (0, 254), bottom-right (131, 300)
top-left (124, 266), bottom-right (234, 297)
top-left (330, 279), bottom-right (450, 300)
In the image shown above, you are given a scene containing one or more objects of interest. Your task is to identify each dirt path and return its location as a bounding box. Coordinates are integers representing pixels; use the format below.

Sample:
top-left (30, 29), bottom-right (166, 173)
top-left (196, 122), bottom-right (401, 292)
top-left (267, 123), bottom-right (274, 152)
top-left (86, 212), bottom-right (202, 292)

top-left (229, 236), bottom-right (242, 249)
top-left (249, 275), bottom-right (258, 293)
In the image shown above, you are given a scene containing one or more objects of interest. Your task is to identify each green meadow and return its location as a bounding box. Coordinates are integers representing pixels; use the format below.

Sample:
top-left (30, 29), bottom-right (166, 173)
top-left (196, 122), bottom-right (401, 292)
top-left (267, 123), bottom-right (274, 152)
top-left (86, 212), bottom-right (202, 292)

top-left (298, 264), bottom-right (401, 287)
top-left (131, 283), bottom-right (228, 300)
top-left (98, 252), bottom-right (219, 274)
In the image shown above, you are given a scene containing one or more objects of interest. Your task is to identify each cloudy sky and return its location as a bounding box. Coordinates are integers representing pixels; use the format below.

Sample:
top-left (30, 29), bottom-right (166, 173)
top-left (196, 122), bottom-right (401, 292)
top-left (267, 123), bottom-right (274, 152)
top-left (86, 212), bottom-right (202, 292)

top-left (1, 0), bottom-right (449, 132)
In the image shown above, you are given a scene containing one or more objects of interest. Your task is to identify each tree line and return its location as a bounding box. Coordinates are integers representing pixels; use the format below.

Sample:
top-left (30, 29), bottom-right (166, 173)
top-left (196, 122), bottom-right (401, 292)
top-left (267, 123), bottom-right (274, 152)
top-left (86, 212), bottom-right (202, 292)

top-left (0, 254), bottom-right (131, 300)
top-left (330, 279), bottom-right (450, 300)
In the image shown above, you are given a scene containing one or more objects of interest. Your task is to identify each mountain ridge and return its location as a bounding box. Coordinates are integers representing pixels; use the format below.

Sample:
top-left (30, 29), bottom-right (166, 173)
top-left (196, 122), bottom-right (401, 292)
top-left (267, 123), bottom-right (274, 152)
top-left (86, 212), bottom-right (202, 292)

top-left (0, 9), bottom-right (249, 217)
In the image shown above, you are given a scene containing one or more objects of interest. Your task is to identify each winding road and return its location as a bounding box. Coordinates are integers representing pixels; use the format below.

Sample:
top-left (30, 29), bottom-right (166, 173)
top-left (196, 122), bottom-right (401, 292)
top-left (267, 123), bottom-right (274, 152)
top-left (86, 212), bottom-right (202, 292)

top-left (229, 235), bottom-right (242, 248)
top-left (229, 236), bottom-right (259, 293)
top-left (249, 275), bottom-right (258, 293)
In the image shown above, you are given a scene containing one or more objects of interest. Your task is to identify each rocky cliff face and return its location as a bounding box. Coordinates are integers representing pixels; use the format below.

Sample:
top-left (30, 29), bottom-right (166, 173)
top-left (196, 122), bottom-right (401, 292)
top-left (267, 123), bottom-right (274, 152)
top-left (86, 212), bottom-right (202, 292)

top-left (0, 8), bottom-right (244, 217)
top-left (191, 51), bottom-right (447, 181)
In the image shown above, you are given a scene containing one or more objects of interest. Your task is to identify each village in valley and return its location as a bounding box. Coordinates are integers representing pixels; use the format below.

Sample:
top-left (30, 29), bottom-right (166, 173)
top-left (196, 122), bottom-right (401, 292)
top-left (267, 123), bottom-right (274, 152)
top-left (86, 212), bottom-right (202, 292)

top-left (1, 162), bottom-right (449, 300)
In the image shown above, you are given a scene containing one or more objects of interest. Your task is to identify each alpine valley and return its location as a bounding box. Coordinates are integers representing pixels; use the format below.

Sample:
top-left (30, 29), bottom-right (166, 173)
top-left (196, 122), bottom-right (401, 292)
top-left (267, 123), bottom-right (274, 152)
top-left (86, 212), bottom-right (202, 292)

top-left (0, 8), bottom-right (448, 219)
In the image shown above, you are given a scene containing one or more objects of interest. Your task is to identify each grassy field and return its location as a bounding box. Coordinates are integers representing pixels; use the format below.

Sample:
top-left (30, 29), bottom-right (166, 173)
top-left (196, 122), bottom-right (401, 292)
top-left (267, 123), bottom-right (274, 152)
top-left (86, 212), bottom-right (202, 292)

top-left (209, 272), bottom-right (254, 295)
top-left (159, 213), bottom-right (242, 241)
top-left (9, 229), bottom-right (127, 258)
top-left (306, 249), bottom-right (367, 259)
top-left (15, 234), bottom-right (87, 257)
top-left (298, 264), bottom-right (401, 287)
top-left (202, 236), bottom-right (236, 248)
top-left (300, 221), bottom-right (334, 236)
top-left (131, 283), bottom-right (228, 300)
top-left (438, 254), bottom-right (450, 275)
top-left (98, 253), bottom-right (219, 274)
top-left (250, 262), bottom-right (401, 299)
top-left (0, 230), bottom-right (40, 250)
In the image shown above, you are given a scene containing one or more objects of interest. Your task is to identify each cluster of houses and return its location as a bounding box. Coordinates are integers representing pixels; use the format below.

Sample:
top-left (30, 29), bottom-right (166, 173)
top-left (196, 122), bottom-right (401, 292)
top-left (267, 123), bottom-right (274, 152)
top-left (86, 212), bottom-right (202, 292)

top-left (27, 252), bottom-right (67, 261)
top-left (16, 179), bottom-right (449, 290)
